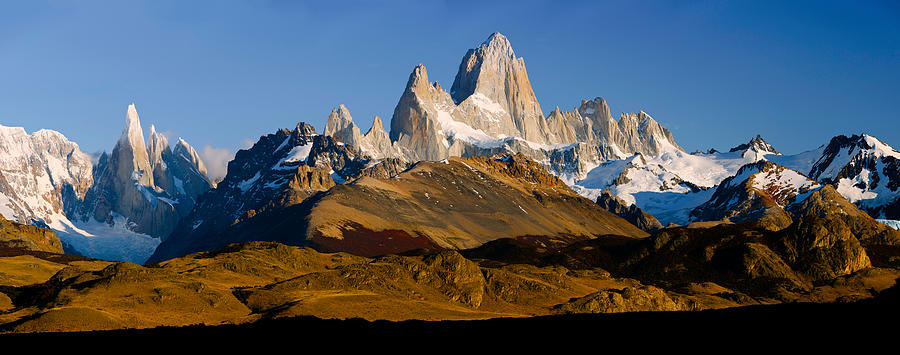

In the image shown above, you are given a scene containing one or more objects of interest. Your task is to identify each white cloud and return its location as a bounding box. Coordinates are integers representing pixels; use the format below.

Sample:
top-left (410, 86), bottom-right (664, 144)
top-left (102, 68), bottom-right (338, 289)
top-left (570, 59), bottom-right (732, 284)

top-left (199, 145), bottom-right (235, 181)
top-left (241, 138), bottom-right (255, 149)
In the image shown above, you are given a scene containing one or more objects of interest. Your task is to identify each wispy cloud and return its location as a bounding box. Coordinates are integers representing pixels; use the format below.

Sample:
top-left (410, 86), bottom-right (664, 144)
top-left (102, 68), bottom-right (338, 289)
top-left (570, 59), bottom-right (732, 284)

top-left (199, 145), bottom-right (235, 181)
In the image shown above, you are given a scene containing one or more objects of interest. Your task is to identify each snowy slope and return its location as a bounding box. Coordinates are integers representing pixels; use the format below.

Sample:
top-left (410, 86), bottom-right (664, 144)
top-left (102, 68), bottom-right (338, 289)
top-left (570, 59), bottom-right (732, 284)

top-left (878, 219), bottom-right (900, 230)
top-left (0, 125), bottom-right (93, 233)
top-left (53, 215), bottom-right (160, 264)
top-left (571, 139), bottom-right (771, 225)
top-left (802, 134), bottom-right (900, 218)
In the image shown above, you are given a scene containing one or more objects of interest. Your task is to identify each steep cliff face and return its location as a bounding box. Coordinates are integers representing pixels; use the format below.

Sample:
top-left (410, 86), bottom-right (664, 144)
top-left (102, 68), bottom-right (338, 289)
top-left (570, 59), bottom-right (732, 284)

top-left (378, 33), bottom-right (686, 183)
top-left (79, 104), bottom-right (212, 241)
top-left (323, 104), bottom-right (363, 148)
top-left (450, 32), bottom-right (553, 144)
top-left (360, 116), bottom-right (395, 159)
top-left (389, 64), bottom-right (455, 162)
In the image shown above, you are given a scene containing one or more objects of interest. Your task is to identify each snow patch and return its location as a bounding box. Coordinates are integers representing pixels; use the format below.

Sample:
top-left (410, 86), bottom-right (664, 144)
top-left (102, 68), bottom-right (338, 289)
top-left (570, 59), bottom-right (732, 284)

top-left (877, 219), bottom-right (900, 230)
top-left (52, 214), bottom-right (160, 264)
top-left (237, 172), bottom-right (261, 192)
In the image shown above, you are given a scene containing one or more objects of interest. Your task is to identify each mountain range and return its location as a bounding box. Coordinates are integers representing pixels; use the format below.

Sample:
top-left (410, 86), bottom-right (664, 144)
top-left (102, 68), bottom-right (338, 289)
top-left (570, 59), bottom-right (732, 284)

top-left (2, 33), bottom-right (900, 265)
top-left (1, 31), bottom-right (900, 333)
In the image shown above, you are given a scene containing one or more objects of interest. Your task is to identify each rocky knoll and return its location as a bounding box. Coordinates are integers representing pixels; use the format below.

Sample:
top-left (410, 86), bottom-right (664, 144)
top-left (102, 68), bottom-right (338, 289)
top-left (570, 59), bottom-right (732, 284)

top-left (554, 285), bottom-right (687, 314)
top-left (0, 216), bottom-right (62, 253)
top-left (596, 189), bottom-right (663, 232)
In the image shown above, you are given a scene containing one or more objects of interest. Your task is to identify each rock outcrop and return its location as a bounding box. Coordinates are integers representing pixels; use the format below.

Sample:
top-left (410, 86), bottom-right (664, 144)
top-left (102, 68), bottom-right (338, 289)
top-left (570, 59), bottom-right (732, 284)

top-left (0, 215), bottom-right (63, 253)
top-left (554, 285), bottom-right (685, 314)
top-left (596, 189), bottom-right (663, 232)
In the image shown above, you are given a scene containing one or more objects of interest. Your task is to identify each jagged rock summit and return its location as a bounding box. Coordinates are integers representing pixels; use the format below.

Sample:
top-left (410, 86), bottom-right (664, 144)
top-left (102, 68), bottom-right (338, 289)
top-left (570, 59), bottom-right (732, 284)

top-left (449, 32), bottom-right (553, 144)
top-left (79, 103), bottom-right (212, 240)
top-left (730, 135), bottom-right (779, 155)
top-left (322, 32), bottom-right (684, 183)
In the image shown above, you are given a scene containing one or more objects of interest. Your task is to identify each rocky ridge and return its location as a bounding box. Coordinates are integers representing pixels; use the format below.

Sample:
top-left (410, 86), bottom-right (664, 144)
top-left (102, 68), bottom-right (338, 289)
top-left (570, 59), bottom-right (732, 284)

top-left (150, 148), bottom-right (649, 262)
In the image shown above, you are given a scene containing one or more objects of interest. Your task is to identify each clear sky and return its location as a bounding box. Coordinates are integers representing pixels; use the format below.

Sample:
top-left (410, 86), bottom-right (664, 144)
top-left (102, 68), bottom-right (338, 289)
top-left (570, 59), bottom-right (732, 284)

top-left (1, 0), bottom-right (898, 178)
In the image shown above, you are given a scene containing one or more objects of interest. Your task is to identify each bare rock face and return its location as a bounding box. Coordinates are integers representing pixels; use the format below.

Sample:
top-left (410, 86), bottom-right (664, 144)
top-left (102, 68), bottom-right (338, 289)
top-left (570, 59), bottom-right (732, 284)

top-left (546, 106), bottom-right (592, 144)
top-left (787, 185), bottom-right (900, 245)
top-left (323, 104), bottom-right (363, 148)
top-left (390, 64), bottom-right (453, 162)
top-left (323, 106), bottom-right (397, 160)
top-left (773, 216), bottom-right (872, 282)
top-left (355, 158), bottom-right (409, 179)
top-left (616, 111), bottom-right (683, 157)
top-left (596, 189), bottom-right (663, 232)
top-left (80, 104), bottom-right (213, 239)
top-left (360, 116), bottom-right (396, 159)
top-left (730, 135), bottom-right (779, 155)
top-left (450, 32), bottom-right (553, 144)
top-left (380, 33), bottom-right (686, 184)
top-left (734, 242), bottom-right (807, 290)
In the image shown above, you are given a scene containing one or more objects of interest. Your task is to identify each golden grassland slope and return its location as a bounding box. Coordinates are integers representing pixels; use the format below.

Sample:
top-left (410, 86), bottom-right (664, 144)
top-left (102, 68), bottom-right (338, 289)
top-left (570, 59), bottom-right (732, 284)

top-left (305, 154), bottom-right (648, 254)
top-left (0, 238), bottom-right (897, 333)
top-left (152, 153), bottom-right (648, 260)
top-left (0, 241), bottom-right (766, 333)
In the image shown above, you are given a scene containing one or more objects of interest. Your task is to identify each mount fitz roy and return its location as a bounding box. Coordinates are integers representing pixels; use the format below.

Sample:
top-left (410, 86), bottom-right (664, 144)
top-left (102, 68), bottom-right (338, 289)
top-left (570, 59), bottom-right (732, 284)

top-left (2, 32), bottom-right (900, 265)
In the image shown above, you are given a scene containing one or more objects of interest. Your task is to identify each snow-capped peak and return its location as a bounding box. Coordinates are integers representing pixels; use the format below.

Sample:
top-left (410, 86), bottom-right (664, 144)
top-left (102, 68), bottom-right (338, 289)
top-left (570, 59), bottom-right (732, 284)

top-left (861, 134), bottom-right (900, 159)
top-left (481, 32), bottom-right (515, 58)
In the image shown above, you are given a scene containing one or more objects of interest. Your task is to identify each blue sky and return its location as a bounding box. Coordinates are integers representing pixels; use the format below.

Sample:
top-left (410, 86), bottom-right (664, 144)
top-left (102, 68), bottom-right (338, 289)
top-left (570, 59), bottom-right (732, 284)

top-left (1, 0), bottom-right (898, 177)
